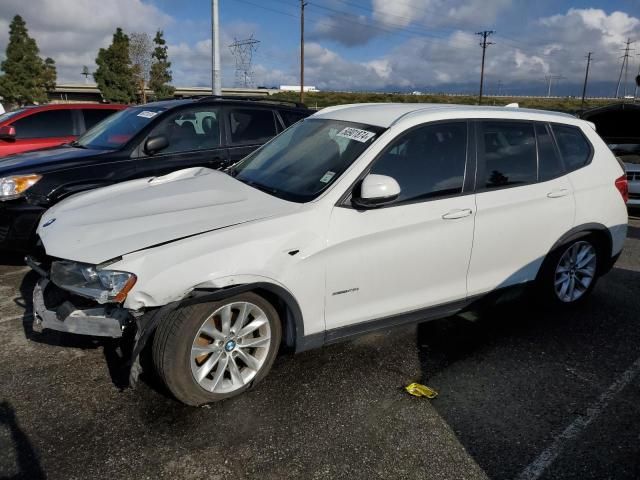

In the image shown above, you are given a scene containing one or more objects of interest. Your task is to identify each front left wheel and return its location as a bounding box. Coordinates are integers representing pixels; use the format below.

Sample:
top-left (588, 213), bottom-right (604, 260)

top-left (152, 292), bottom-right (282, 406)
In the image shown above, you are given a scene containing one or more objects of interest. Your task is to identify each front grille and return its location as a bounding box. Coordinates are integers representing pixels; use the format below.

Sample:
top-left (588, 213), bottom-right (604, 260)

top-left (627, 171), bottom-right (640, 182)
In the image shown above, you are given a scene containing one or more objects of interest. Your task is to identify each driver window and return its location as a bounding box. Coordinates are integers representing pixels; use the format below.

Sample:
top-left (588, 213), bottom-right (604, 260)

top-left (149, 108), bottom-right (221, 154)
top-left (370, 122), bottom-right (467, 204)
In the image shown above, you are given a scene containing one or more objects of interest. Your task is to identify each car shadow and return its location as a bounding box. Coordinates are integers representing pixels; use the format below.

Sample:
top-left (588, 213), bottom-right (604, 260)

top-left (627, 224), bottom-right (640, 240)
top-left (18, 271), bottom-right (133, 390)
top-left (415, 266), bottom-right (640, 479)
top-left (0, 401), bottom-right (46, 480)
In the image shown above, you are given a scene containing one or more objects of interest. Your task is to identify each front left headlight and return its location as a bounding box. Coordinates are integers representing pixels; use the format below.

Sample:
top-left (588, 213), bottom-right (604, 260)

top-left (50, 261), bottom-right (137, 304)
top-left (0, 174), bottom-right (42, 201)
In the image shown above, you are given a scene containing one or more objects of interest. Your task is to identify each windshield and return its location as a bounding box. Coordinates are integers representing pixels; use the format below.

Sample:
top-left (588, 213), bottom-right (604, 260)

top-left (233, 118), bottom-right (384, 202)
top-left (75, 106), bottom-right (166, 150)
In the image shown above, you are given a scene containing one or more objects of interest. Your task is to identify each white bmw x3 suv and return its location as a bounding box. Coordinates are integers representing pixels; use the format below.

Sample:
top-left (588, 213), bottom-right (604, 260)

top-left (31, 103), bottom-right (628, 405)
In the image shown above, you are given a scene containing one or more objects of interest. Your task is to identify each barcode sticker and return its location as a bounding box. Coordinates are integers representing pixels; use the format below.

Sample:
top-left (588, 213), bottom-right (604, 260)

top-left (336, 127), bottom-right (376, 143)
top-left (137, 110), bottom-right (158, 118)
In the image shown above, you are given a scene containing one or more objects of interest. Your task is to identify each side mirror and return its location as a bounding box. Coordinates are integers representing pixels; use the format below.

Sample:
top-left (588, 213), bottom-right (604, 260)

top-left (351, 174), bottom-right (401, 209)
top-left (0, 125), bottom-right (16, 141)
top-left (144, 134), bottom-right (169, 155)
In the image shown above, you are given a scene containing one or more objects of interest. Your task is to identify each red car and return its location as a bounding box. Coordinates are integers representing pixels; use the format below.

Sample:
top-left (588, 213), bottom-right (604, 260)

top-left (0, 103), bottom-right (126, 157)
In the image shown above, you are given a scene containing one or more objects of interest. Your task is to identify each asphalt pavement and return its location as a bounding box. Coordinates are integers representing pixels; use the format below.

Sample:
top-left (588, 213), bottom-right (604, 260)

top-left (1, 212), bottom-right (639, 480)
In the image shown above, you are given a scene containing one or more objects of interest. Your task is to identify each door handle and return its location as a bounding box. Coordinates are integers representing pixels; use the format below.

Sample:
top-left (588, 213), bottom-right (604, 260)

top-left (547, 189), bottom-right (569, 198)
top-left (442, 208), bottom-right (473, 220)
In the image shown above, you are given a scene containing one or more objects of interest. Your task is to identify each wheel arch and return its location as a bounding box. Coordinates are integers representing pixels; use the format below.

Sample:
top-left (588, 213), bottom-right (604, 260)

top-left (181, 282), bottom-right (305, 352)
top-left (541, 222), bottom-right (613, 278)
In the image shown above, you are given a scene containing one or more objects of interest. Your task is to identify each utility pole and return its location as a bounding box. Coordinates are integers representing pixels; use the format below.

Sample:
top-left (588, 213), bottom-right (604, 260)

top-left (211, 0), bottom-right (222, 96)
top-left (300, 0), bottom-right (307, 104)
top-left (581, 52), bottom-right (592, 110)
top-left (476, 30), bottom-right (494, 105)
top-left (635, 54), bottom-right (640, 101)
top-left (615, 38), bottom-right (634, 99)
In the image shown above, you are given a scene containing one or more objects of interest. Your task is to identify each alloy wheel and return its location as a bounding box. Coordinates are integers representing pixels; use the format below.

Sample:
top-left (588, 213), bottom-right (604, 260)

top-left (190, 301), bottom-right (271, 393)
top-left (553, 241), bottom-right (597, 303)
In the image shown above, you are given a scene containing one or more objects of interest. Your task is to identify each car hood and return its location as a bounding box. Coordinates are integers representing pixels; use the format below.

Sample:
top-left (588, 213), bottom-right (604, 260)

top-left (0, 145), bottom-right (111, 173)
top-left (38, 167), bottom-right (300, 264)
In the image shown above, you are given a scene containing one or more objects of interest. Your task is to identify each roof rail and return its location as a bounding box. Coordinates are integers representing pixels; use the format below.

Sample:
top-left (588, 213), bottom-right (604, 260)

top-left (191, 95), bottom-right (307, 109)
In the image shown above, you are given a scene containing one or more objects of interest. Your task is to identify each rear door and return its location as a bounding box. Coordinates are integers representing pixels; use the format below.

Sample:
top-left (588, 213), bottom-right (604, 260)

top-left (225, 107), bottom-right (281, 163)
top-left (467, 120), bottom-right (574, 296)
top-left (3, 109), bottom-right (77, 154)
top-left (135, 106), bottom-right (229, 177)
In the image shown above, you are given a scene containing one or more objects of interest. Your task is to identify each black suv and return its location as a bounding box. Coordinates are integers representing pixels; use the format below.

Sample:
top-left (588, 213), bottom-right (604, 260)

top-left (0, 96), bottom-right (311, 251)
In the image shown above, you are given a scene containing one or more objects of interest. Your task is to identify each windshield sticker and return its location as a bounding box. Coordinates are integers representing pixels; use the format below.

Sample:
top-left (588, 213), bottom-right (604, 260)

top-left (137, 110), bottom-right (158, 119)
top-left (336, 127), bottom-right (376, 143)
top-left (320, 171), bottom-right (336, 183)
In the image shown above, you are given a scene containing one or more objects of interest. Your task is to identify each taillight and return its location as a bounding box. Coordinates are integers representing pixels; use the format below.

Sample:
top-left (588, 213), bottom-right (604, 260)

top-left (615, 174), bottom-right (629, 203)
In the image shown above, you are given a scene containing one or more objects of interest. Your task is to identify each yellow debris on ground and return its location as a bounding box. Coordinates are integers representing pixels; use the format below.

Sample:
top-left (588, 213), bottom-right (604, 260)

top-left (405, 382), bottom-right (438, 399)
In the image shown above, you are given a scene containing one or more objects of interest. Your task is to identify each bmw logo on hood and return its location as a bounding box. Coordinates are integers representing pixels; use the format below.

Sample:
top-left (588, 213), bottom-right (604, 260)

top-left (42, 218), bottom-right (56, 228)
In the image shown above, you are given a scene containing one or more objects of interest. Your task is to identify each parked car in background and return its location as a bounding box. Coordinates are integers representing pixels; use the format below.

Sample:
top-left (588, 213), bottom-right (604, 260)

top-left (31, 104), bottom-right (627, 405)
top-left (0, 103), bottom-right (126, 157)
top-left (0, 96), bottom-right (310, 251)
top-left (579, 103), bottom-right (640, 206)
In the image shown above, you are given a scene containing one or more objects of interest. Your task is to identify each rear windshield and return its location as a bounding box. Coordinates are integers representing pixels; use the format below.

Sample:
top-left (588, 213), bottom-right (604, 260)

top-left (75, 107), bottom-right (166, 150)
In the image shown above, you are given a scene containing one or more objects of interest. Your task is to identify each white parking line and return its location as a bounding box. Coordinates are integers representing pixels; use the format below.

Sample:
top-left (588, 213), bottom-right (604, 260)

top-left (515, 356), bottom-right (640, 480)
top-left (0, 267), bottom-right (30, 278)
top-left (0, 313), bottom-right (32, 324)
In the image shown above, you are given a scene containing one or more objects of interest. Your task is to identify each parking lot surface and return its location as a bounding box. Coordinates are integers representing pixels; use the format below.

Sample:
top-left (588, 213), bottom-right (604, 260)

top-left (1, 213), bottom-right (639, 480)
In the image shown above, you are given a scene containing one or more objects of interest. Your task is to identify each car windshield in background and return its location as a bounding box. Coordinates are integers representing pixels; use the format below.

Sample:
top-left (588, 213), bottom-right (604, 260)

top-left (0, 108), bottom-right (26, 123)
top-left (75, 107), bottom-right (166, 150)
top-left (233, 119), bottom-right (384, 202)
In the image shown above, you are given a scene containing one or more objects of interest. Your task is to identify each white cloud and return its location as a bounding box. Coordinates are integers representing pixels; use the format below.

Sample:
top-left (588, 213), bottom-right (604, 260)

top-left (372, 0), bottom-right (512, 29)
top-left (0, 0), bottom-right (171, 82)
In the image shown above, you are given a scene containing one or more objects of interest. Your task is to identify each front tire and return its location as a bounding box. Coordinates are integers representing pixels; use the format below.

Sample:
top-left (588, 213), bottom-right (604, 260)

top-left (152, 292), bottom-right (282, 406)
top-left (538, 237), bottom-right (600, 306)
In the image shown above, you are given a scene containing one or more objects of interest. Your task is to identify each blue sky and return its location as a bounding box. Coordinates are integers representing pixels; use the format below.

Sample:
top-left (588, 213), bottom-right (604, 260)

top-left (1, 0), bottom-right (639, 95)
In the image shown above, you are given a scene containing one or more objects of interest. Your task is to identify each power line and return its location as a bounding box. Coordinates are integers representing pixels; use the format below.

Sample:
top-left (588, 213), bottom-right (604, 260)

top-left (477, 30), bottom-right (494, 104)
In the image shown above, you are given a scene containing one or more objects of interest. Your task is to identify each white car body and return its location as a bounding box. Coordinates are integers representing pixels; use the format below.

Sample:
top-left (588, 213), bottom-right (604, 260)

top-left (36, 103), bottom-right (628, 350)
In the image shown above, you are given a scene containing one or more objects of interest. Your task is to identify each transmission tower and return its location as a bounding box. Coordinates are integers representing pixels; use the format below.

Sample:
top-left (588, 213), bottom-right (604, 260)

top-left (229, 35), bottom-right (260, 88)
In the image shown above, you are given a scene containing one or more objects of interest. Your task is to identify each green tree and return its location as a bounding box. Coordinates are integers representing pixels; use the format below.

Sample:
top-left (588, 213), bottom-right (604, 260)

top-left (149, 30), bottom-right (175, 100)
top-left (94, 28), bottom-right (137, 103)
top-left (0, 15), bottom-right (56, 106)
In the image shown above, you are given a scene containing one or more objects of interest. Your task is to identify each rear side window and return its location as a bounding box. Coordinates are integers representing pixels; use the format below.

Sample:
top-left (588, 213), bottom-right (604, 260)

top-left (229, 108), bottom-right (277, 144)
top-left (370, 121), bottom-right (467, 203)
top-left (83, 109), bottom-right (117, 130)
top-left (480, 121), bottom-right (537, 189)
top-left (280, 110), bottom-right (307, 128)
top-left (11, 110), bottom-right (74, 139)
top-left (536, 123), bottom-right (564, 182)
top-left (552, 125), bottom-right (592, 172)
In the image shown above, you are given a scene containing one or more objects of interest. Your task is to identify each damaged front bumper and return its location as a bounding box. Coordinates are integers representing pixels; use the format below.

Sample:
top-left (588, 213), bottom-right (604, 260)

top-left (32, 278), bottom-right (131, 338)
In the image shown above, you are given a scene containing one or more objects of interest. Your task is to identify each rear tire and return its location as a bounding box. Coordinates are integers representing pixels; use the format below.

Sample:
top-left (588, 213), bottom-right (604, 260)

top-left (152, 292), bottom-right (282, 406)
top-left (537, 236), bottom-right (601, 307)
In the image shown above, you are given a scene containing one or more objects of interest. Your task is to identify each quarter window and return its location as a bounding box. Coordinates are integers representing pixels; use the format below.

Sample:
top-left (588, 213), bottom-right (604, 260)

top-left (12, 110), bottom-right (75, 139)
top-left (552, 125), bottom-right (591, 172)
top-left (536, 123), bottom-right (564, 182)
top-left (480, 121), bottom-right (537, 189)
top-left (280, 110), bottom-right (307, 128)
top-left (229, 108), bottom-right (277, 144)
top-left (370, 122), bottom-right (467, 203)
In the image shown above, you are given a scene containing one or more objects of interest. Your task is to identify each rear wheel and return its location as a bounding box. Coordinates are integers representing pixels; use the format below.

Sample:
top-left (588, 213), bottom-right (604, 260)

top-left (538, 237), bottom-right (600, 306)
top-left (152, 292), bottom-right (282, 405)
